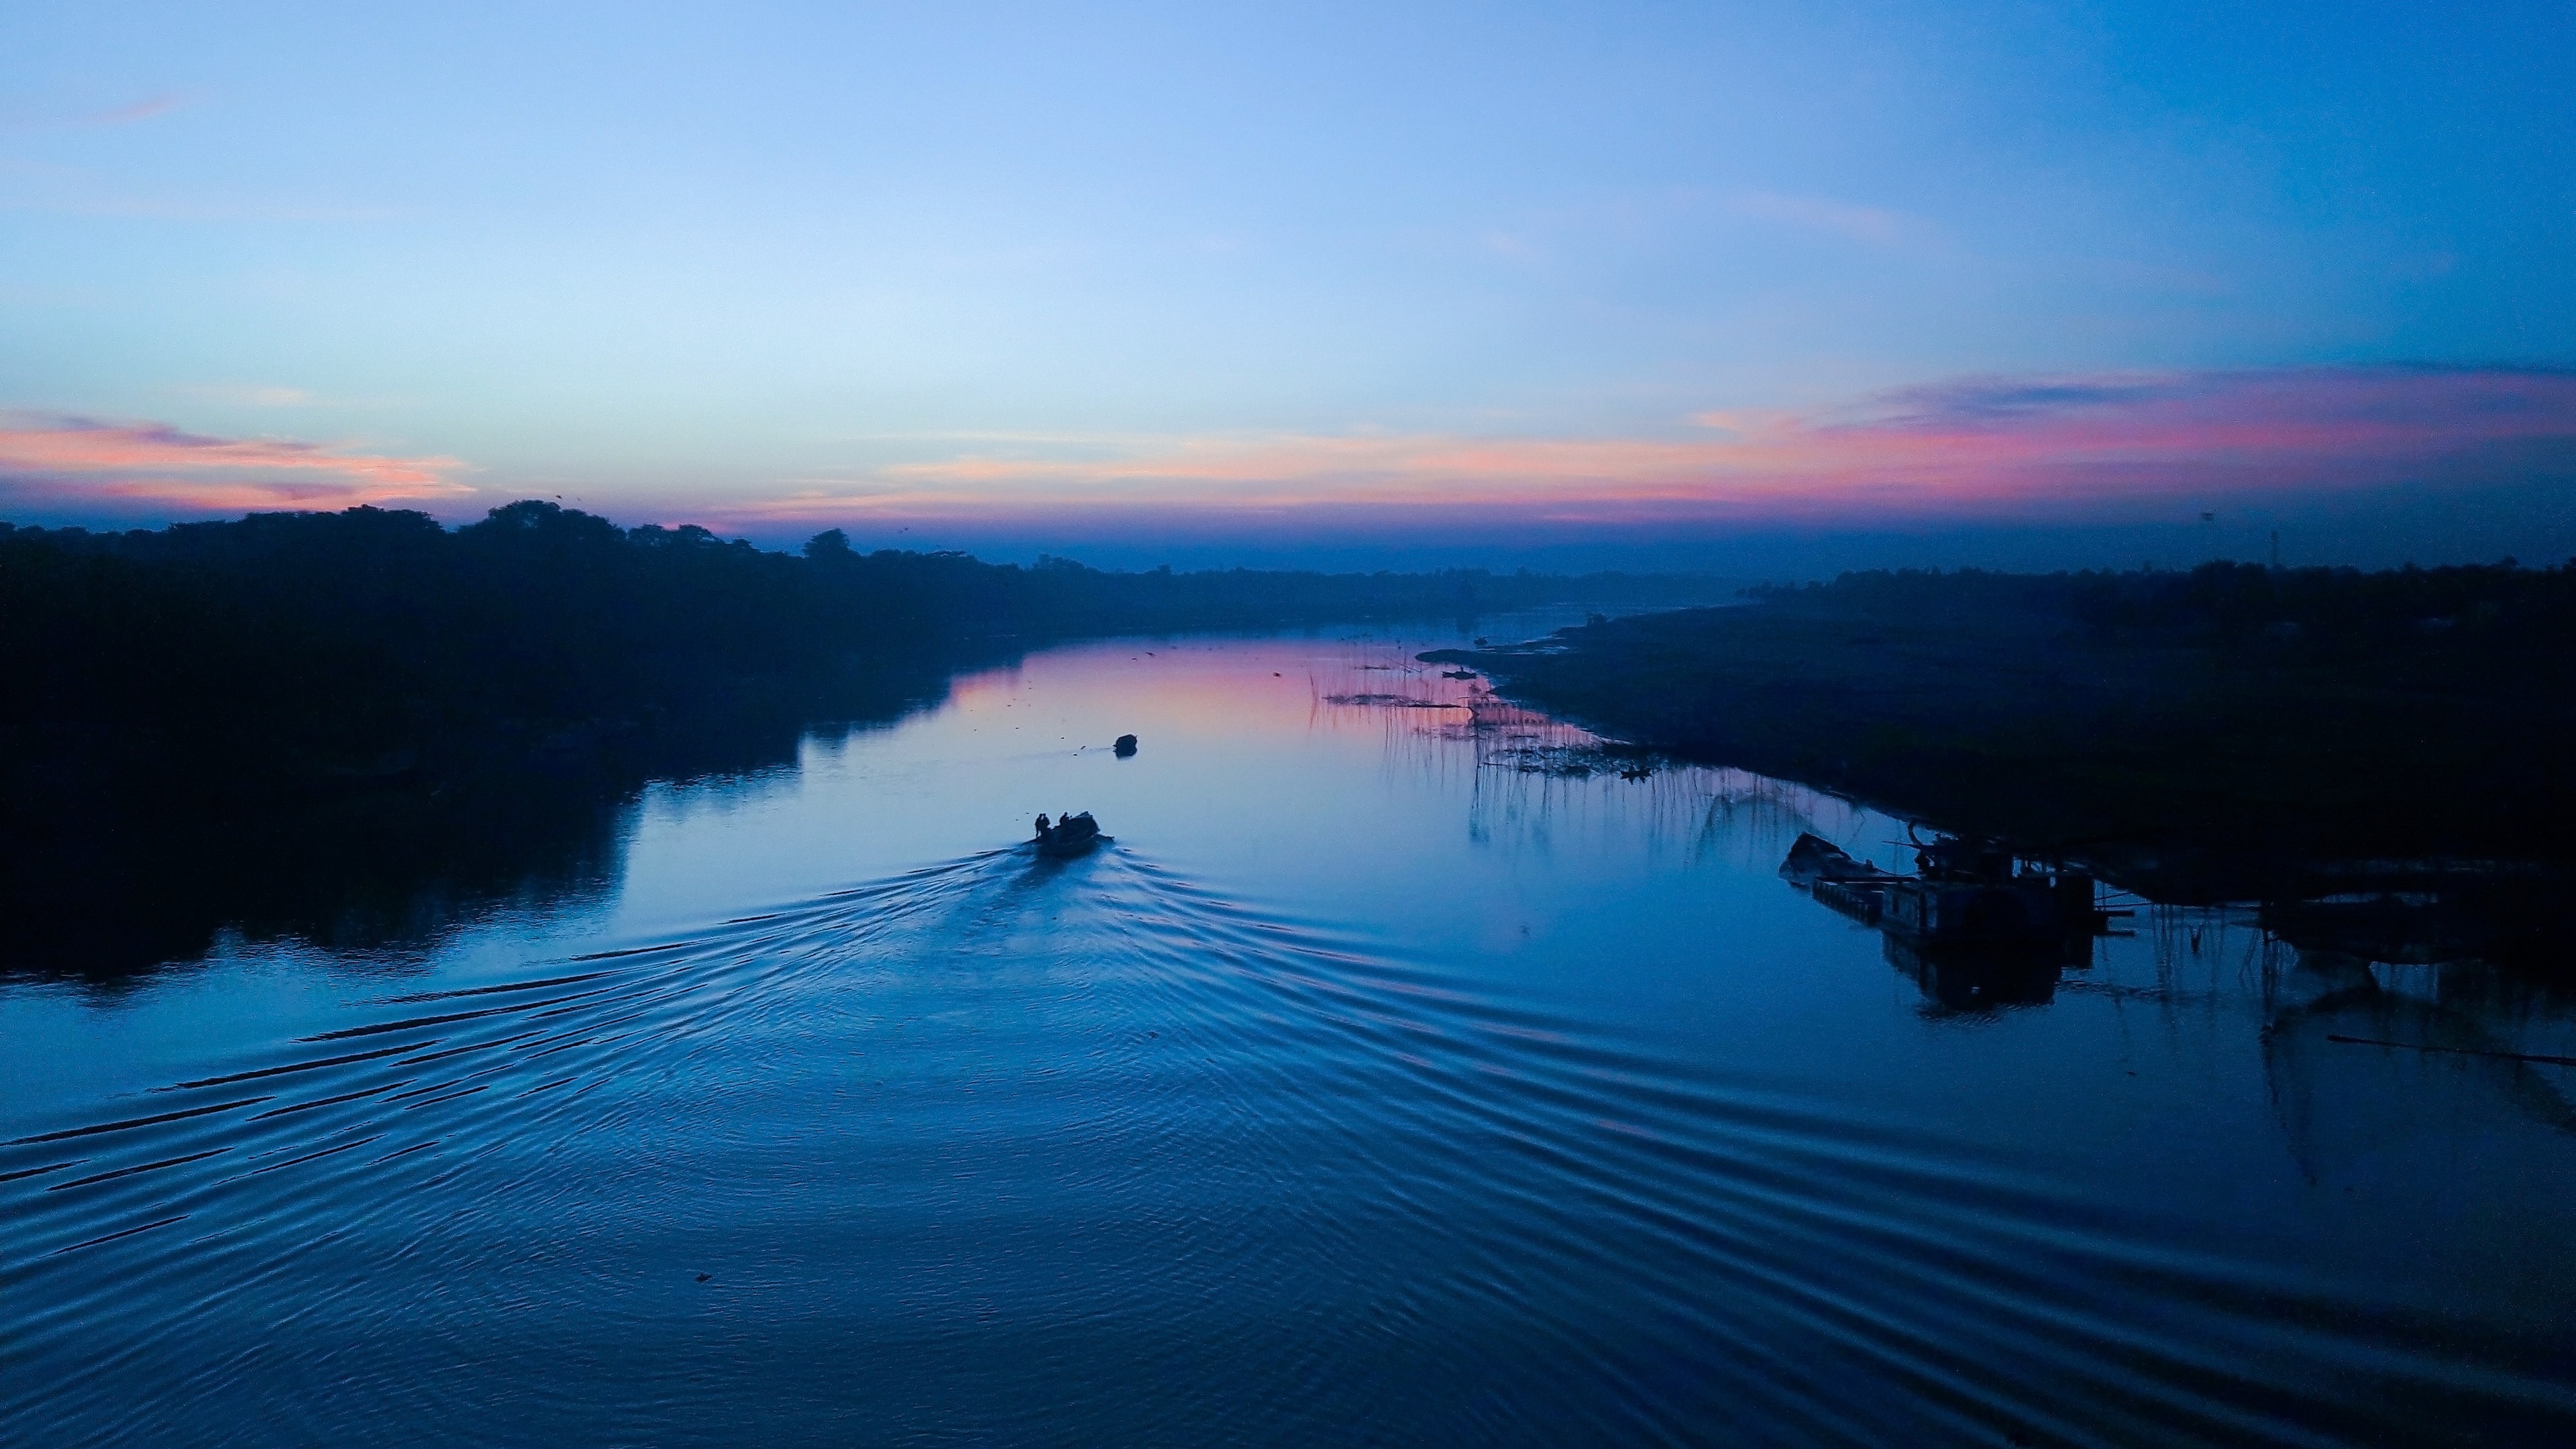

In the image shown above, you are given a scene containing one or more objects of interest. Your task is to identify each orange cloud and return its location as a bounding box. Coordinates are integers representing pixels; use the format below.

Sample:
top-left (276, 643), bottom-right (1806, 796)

top-left (0, 413), bottom-right (472, 514)
top-left (725, 368), bottom-right (2576, 529)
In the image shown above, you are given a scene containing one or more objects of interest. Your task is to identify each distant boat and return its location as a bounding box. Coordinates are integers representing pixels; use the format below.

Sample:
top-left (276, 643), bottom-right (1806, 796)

top-left (1035, 811), bottom-right (1107, 857)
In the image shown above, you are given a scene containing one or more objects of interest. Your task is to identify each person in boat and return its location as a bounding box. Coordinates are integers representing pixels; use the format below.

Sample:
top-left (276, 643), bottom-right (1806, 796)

top-left (1034, 813), bottom-right (1052, 842)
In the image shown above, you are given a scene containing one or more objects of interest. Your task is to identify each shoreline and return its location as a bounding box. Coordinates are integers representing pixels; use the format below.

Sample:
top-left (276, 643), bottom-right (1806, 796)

top-left (1423, 571), bottom-right (2576, 961)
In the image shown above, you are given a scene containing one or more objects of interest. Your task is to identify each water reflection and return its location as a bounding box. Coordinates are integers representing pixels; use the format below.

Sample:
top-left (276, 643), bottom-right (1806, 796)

top-left (7, 615), bottom-right (2575, 1445)
top-left (3, 644), bottom-right (1015, 985)
top-left (8, 777), bottom-right (633, 989)
top-left (2266, 953), bottom-right (2576, 1157)
top-left (1878, 936), bottom-right (2065, 1011)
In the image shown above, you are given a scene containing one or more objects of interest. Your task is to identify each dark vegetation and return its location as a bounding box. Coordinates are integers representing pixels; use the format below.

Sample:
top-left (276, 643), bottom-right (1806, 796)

top-left (1430, 559), bottom-right (2576, 921)
top-left (2, 500), bottom-right (1717, 977)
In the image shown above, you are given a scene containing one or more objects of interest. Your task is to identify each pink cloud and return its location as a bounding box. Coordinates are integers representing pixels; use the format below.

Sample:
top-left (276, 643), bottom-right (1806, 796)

top-left (1726, 191), bottom-right (1907, 246)
top-left (89, 93), bottom-right (187, 126)
top-left (722, 368), bottom-right (2576, 531)
top-left (0, 413), bottom-right (472, 515)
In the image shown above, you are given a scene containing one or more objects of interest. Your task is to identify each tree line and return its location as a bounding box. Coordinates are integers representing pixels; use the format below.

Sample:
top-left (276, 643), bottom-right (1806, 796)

top-left (1, 499), bottom-right (1725, 973)
top-left (1, 499), bottom-right (1709, 816)
top-left (1457, 556), bottom-right (2576, 902)
top-left (1755, 557), bottom-right (2576, 660)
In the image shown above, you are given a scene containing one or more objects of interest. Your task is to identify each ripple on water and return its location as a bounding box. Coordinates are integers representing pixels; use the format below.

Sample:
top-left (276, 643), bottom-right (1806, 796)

top-left (3, 847), bottom-right (2571, 1446)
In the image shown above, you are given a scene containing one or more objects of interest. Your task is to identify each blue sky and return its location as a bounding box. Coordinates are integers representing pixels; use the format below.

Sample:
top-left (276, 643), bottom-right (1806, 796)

top-left (4, 1), bottom-right (2571, 569)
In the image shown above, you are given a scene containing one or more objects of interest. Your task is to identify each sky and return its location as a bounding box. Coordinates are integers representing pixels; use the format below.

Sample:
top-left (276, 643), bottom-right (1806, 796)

top-left (3, 1), bottom-right (2572, 573)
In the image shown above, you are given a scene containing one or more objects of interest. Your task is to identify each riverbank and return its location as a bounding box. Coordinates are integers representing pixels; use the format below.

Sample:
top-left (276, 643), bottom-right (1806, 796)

top-left (2, 500), bottom-right (1721, 820)
top-left (1425, 563), bottom-right (2576, 927)
top-left (3, 502), bottom-right (1729, 975)
top-left (15, 619), bottom-right (2572, 1448)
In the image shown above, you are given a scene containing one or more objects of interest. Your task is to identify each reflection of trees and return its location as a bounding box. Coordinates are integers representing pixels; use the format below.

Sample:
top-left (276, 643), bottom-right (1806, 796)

top-left (3, 645), bottom-right (1002, 988)
top-left (7, 773), bottom-right (639, 993)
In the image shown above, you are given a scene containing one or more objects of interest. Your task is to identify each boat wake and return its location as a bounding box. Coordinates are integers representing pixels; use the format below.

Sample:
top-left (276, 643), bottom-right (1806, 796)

top-left (5, 847), bottom-right (2569, 1445)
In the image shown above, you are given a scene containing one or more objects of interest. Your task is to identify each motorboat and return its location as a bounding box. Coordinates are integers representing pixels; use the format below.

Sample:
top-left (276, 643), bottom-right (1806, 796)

top-left (1034, 811), bottom-right (1107, 857)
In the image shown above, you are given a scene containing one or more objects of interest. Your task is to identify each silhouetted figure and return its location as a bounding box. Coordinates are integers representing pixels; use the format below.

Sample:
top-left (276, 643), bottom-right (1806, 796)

top-left (1034, 814), bottom-right (1052, 841)
top-left (1034, 810), bottom-right (1103, 856)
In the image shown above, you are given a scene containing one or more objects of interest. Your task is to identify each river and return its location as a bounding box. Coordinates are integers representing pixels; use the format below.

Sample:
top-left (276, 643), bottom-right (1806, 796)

top-left (6, 614), bottom-right (2573, 1446)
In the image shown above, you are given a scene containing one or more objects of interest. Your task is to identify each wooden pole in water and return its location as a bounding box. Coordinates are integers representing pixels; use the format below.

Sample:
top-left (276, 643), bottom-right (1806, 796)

top-left (2326, 1034), bottom-right (2576, 1068)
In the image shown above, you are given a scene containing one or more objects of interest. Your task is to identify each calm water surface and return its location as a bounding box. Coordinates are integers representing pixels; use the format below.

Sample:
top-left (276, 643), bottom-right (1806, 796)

top-left (7, 617), bottom-right (2575, 1446)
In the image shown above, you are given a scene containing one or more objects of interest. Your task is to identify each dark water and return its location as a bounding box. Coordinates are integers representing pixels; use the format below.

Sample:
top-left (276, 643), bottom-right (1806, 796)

top-left (7, 620), bottom-right (2575, 1446)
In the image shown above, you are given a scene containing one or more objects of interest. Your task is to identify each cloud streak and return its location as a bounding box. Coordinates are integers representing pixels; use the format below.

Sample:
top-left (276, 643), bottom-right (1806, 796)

top-left (88, 93), bottom-right (188, 126)
top-left (172, 384), bottom-right (321, 408)
top-left (0, 413), bottom-right (472, 515)
top-left (726, 367), bottom-right (2576, 532)
top-left (1726, 190), bottom-right (1908, 246)
top-left (0, 92), bottom-right (187, 131)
